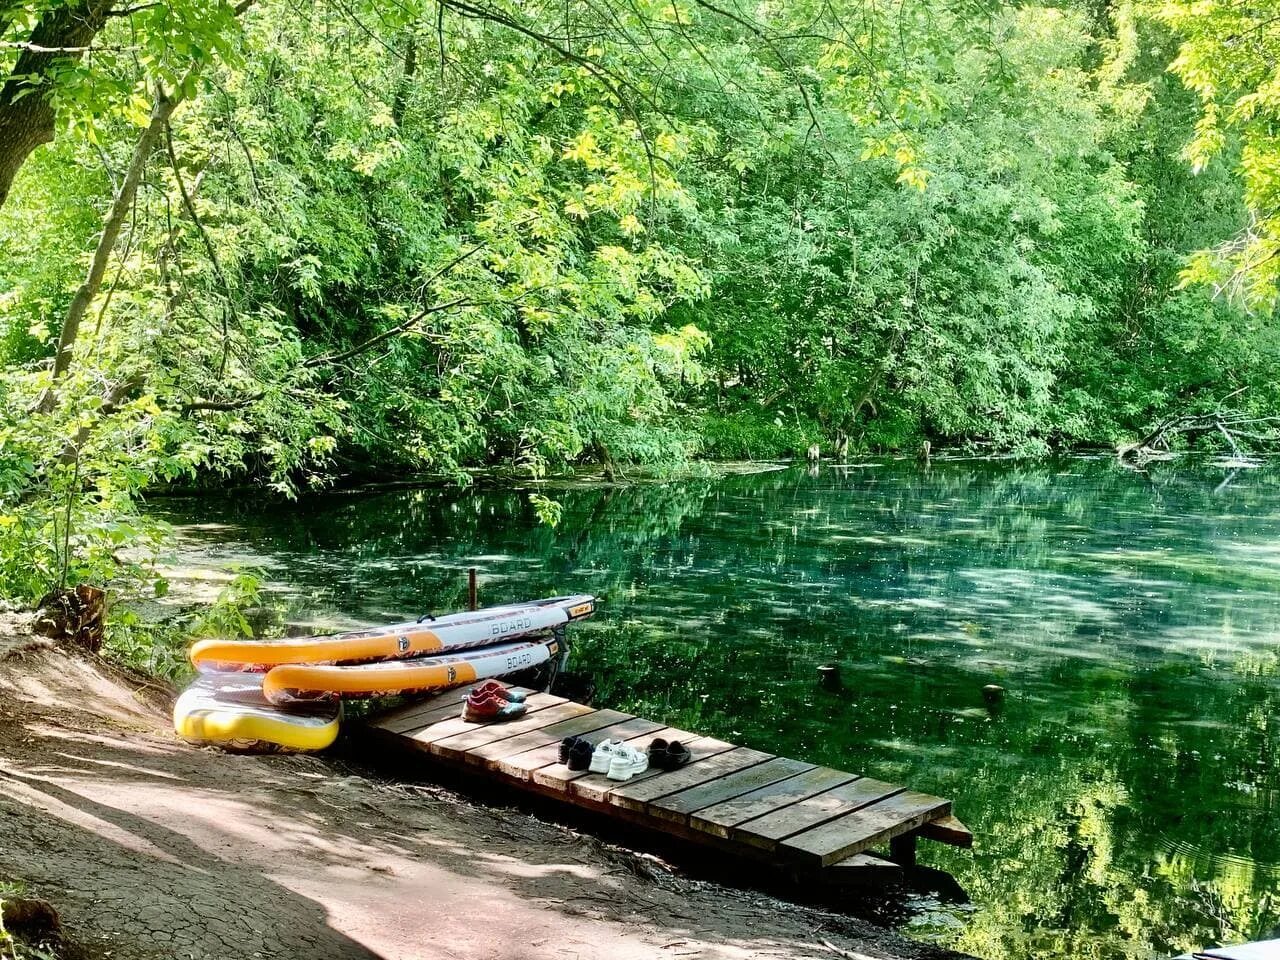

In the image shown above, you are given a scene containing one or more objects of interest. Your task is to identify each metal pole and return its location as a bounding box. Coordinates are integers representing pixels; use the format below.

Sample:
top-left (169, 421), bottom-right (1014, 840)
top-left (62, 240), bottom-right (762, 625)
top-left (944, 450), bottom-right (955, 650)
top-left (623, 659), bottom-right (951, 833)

top-left (468, 567), bottom-right (478, 610)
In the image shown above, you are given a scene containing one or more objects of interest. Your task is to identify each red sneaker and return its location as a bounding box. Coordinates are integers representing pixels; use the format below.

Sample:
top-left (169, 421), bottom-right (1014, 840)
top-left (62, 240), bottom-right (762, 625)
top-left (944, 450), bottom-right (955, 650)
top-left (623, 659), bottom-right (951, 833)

top-left (462, 690), bottom-right (527, 723)
top-left (473, 679), bottom-right (527, 703)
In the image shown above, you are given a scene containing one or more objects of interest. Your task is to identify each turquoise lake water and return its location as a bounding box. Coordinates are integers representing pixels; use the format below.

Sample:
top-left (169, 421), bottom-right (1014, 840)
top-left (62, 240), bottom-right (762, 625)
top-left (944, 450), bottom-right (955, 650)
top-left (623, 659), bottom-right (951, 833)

top-left (156, 457), bottom-right (1280, 960)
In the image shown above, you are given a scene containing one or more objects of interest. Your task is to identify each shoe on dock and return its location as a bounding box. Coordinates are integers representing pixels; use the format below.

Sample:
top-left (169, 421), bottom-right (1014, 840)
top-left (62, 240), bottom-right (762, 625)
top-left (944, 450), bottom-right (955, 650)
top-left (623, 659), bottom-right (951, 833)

top-left (559, 735), bottom-right (587, 763)
top-left (589, 739), bottom-right (623, 774)
top-left (647, 738), bottom-right (691, 770)
top-left (474, 679), bottom-right (527, 703)
top-left (462, 690), bottom-right (527, 724)
top-left (663, 740), bottom-right (691, 769)
top-left (607, 745), bottom-right (649, 782)
top-left (567, 740), bottom-right (593, 771)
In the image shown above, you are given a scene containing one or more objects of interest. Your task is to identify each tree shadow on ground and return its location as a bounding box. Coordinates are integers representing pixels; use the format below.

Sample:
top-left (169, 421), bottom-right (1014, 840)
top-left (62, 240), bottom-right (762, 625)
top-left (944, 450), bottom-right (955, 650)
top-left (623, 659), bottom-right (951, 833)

top-left (0, 648), bottom-right (970, 960)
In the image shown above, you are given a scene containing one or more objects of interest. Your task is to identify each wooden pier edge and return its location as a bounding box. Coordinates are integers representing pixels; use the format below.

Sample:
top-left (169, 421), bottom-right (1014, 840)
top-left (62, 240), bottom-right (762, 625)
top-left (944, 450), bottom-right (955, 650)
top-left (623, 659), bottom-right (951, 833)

top-left (363, 683), bottom-right (973, 881)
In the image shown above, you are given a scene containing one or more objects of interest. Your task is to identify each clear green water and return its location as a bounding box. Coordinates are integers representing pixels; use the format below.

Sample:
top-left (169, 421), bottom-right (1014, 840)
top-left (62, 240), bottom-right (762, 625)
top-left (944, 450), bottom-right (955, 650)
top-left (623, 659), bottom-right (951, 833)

top-left (155, 457), bottom-right (1280, 960)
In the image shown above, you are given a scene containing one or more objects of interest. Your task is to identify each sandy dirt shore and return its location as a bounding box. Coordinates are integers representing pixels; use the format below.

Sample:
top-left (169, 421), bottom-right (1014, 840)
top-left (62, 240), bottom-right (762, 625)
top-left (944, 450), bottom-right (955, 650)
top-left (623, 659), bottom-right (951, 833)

top-left (0, 623), bottom-right (973, 960)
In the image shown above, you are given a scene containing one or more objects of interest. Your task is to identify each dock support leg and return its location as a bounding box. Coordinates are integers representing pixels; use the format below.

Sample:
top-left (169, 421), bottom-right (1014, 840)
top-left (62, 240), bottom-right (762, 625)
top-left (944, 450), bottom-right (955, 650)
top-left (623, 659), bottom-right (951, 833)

top-left (889, 833), bottom-right (917, 868)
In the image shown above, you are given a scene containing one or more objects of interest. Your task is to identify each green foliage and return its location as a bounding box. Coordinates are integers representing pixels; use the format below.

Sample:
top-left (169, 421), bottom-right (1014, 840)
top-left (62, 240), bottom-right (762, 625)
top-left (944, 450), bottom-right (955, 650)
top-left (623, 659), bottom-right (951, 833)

top-left (698, 413), bottom-right (817, 461)
top-left (105, 572), bottom-right (265, 678)
top-left (0, 0), bottom-right (1278, 603)
top-left (528, 493), bottom-right (563, 527)
top-left (1152, 0), bottom-right (1280, 306)
top-left (0, 365), bottom-right (170, 602)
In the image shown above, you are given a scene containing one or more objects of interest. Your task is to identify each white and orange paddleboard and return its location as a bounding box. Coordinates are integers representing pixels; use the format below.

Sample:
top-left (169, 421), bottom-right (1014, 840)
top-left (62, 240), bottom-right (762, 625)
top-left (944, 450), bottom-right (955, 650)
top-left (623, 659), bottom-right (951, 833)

top-left (262, 634), bottom-right (563, 705)
top-left (173, 670), bottom-right (341, 752)
top-left (190, 594), bottom-right (594, 670)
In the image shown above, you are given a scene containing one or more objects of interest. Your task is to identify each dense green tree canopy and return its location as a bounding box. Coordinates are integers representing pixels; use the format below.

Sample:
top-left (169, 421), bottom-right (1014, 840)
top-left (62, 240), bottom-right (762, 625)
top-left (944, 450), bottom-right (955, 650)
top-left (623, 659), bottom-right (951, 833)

top-left (1, 0), bottom-right (1279, 598)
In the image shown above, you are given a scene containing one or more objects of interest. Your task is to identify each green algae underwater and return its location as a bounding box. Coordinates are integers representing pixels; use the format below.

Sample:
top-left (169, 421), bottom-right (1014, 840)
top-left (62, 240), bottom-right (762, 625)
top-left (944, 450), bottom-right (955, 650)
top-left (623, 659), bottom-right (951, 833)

top-left (156, 457), bottom-right (1280, 960)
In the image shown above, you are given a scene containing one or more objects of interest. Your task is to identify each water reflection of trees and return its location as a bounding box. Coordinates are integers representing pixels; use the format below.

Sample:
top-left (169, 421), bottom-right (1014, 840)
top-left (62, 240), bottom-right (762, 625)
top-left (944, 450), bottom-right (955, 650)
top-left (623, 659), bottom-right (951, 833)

top-left (158, 458), bottom-right (1280, 960)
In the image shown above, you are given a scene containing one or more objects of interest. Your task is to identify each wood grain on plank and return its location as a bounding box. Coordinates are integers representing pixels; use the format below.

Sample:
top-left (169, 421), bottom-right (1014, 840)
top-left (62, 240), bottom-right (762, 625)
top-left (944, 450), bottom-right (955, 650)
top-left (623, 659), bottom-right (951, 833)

top-left (649, 757), bottom-right (815, 824)
top-left (378, 692), bottom-right (471, 733)
top-left (404, 693), bottom-right (569, 750)
top-left (780, 790), bottom-right (951, 866)
top-left (430, 701), bottom-right (596, 758)
top-left (377, 685), bottom-right (545, 733)
top-left (824, 853), bottom-right (904, 886)
top-left (689, 765), bottom-right (856, 838)
top-left (373, 689), bottom-right (464, 732)
top-left (734, 777), bottom-right (902, 850)
top-left (918, 814), bottom-right (973, 848)
top-left (464, 709), bottom-right (633, 768)
top-left (607, 746), bottom-right (773, 812)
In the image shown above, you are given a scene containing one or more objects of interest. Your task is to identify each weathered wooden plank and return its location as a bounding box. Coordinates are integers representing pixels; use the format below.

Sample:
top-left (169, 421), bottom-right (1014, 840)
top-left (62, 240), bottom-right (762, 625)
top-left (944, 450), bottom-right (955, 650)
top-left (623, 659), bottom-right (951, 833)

top-left (430, 701), bottom-right (597, 758)
top-left (824, 853), bottom-right (903, 887)
top-left (689, 766), bottom-right (857, 839)
top-left (918, 814), bottom-right (973, 849)
top-left (376, 685), bottom-right (543, 733)
top-left (781, 790), bottom-right (952, 867)
top-left (379, 693), bottom-right (471, 732)
top-left (374, 689), bottom-right (468, 732)
top-left (402, 692), bottom-right (569, 750)
top-left (379, 701), bottom-right (460, 734)
top-left (605, 746), bottom-right (773, 811)
top-left (735, 777), bottom-right (903, 850)
top-left (569, 735), bottom-right (738, 805)
top-left (463, 709), bottom-right (633, 768)
top-left (514, 718), bottom-right (668, 784)
top-left (650, 757), bottom-right (815, 825)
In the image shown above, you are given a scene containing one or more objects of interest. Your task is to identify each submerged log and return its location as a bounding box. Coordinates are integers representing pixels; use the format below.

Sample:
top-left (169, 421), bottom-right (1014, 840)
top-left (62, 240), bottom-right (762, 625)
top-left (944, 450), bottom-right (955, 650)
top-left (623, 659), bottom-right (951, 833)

top-left (1118, 408), bottom-right (1280, 465)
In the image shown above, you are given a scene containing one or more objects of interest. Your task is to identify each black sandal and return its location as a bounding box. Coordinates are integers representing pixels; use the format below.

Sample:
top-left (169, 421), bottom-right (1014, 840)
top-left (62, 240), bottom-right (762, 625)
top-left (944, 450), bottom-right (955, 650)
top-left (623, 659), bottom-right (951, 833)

top-left (665, 741), bottom-right (691, 768)
top-left (560, 735), bottom-right (587, 764)
top-left (647, 738), bottom-right (670, 769)
top-left (567, 739), bottom-right (594, 771)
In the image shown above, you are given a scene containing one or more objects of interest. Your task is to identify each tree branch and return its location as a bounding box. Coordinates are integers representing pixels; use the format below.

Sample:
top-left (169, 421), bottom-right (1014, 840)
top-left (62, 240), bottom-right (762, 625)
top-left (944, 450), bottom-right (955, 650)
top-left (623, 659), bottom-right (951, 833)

top-left (302, 297), bottom-right (471, 369)
top-left (181, 393), bottom-right (264, 413)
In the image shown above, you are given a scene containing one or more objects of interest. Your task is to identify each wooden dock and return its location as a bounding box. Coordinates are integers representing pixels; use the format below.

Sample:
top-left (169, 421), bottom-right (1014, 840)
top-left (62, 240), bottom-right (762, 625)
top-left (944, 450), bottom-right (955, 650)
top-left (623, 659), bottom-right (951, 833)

top-left (366, 682), bottom-right (972, 881)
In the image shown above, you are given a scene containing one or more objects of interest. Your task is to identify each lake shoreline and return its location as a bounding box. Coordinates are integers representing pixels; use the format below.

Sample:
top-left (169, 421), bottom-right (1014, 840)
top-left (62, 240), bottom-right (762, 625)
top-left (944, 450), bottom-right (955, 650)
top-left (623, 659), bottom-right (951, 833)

top-left (144, 447), bottom-right (1136, 501)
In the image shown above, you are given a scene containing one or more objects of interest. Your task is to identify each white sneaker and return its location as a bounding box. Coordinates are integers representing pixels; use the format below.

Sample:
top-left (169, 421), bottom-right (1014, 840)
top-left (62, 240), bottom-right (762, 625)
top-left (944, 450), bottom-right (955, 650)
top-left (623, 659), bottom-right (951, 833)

top-left (589, 739), bottom-right (622, 774)
top-left (607, 745), bottom-right (649, 782)
top-left (630, 746), bottom-right (649, 776)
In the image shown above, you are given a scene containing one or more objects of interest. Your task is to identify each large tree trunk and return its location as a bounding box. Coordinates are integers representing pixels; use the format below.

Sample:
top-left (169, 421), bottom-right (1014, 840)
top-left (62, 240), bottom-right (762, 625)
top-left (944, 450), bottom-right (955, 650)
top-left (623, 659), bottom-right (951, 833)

top-left (0, 1), bottom-right (115, 210)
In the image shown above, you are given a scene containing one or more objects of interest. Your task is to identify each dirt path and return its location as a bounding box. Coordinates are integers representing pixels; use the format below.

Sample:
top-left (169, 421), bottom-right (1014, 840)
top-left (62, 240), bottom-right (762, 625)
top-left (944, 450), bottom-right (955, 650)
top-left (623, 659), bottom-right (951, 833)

top-left (0, 636), bottom-right (971, 960)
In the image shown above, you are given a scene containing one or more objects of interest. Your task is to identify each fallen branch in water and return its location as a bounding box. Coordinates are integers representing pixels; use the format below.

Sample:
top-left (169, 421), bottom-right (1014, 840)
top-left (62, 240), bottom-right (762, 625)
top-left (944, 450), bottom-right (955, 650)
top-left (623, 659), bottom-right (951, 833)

top-left (1118, 407), bottom-right (1280, 465)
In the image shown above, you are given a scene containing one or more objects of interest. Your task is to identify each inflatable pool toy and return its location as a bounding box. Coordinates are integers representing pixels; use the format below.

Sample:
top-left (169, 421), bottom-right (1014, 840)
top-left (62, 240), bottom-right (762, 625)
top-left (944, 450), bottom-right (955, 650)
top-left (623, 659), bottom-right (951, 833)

top-left (173, 670), bottom-right (340, 752)
top-left (262, 634), bottom-right (563, 705)
top-left (190, 594), bottom-right (594, 669)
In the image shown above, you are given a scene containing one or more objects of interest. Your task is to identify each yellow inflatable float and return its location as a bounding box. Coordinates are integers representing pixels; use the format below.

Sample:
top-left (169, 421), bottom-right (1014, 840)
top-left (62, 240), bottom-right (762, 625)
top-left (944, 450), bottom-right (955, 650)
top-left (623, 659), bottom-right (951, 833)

top-left (173, 670), bottom-right (340, 752)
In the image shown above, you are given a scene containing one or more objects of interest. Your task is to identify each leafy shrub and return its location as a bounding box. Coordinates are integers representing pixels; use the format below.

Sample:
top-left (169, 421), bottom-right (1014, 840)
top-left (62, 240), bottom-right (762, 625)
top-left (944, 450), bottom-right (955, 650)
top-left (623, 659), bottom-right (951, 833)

top-left (697, 413), bottom-right (818, 460)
